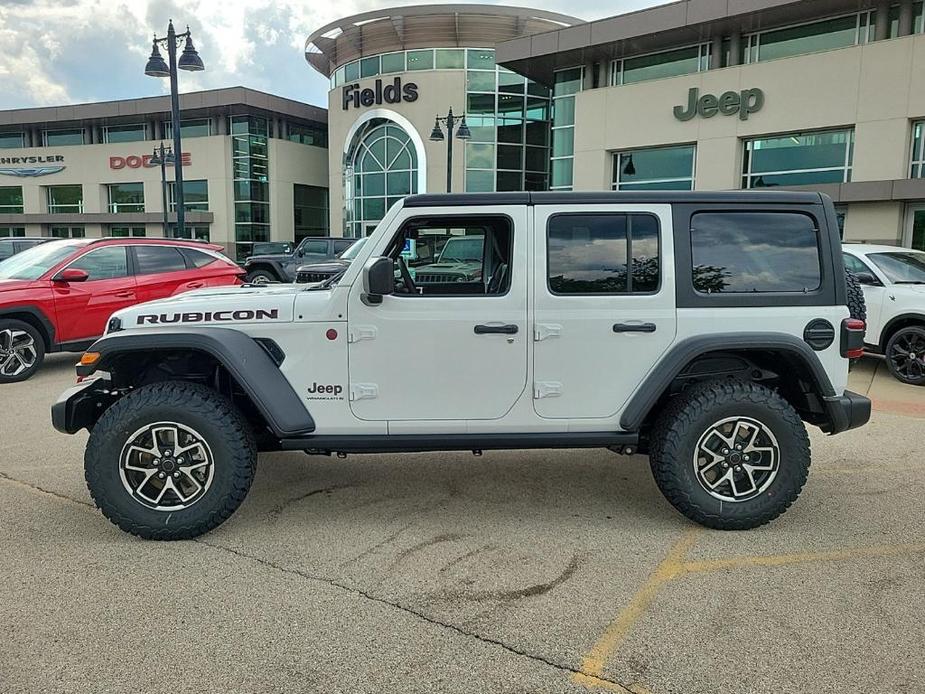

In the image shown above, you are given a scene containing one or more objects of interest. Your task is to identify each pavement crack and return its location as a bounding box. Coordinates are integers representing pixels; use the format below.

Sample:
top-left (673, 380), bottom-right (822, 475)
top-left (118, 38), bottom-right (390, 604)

top-left (266, 484), bottom-right (353, 519)
top-left (0, 470), bottom-right (94, 509)
top-left (196, 538), bottom-right (630, 690)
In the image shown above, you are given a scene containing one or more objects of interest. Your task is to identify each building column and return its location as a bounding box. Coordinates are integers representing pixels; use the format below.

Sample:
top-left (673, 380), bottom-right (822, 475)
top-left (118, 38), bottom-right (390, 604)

top-left (728, 31), bottom-right (741, 65)
top-left (583, 62), bottom-right (596, 90)
top-left (214, 116), bottom-right (226, 136)
top-left (899, 0), bottom-right (914, 36)
top-left (86, 126), bottom-right (96, 145)
top-left (710, 36), bottom-right (723, 68)
top-left (875, 2), bottom-right (891, 40)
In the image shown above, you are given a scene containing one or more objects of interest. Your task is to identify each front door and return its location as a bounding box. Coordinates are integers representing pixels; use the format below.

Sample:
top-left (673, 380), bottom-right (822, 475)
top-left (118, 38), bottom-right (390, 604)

top-left (347, 209), bottom-right (528, 422)
top-left (532, 205), bottom-right (677, 420)
top-left (52, 245), bottom-right (136, 342)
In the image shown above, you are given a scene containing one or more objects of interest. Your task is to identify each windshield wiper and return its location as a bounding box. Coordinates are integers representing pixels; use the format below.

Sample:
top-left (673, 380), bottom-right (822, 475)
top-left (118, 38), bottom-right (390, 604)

top-left (893, 280), bottom-right (925, 284)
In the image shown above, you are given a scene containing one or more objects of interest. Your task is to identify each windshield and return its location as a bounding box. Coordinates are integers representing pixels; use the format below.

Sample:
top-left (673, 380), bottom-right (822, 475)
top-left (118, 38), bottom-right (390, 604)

top-left (0, 239), bottom-right (88, 281)
top-left (437, 236), bottom-right (484, 263)
top-left (868, 252), bottom-right (925, 284)
top-left (338, 237), bottom-right (366, 260)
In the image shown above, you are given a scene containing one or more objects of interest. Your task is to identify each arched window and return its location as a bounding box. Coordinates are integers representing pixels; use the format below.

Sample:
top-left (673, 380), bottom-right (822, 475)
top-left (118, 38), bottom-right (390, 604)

top-left (345, 120), bottom-right (418, 237)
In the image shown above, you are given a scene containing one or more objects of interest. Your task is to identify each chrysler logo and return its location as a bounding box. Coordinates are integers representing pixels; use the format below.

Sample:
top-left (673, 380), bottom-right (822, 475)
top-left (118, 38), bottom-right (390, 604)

top-left (0, 166), bottom-right (66, 177)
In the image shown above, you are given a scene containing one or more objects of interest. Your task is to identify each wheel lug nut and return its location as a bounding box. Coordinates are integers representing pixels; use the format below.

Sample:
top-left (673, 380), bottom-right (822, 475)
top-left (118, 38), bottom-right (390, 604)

top-left (158, 472), bottom-right (166, 479)
top-left (735, 466), bottom-right (742, 472)
top-left (173, 472), bottom-right (180, 478)
top-left (722, 448), bottom-right (729, 454)
top-left (153, 458), bottom-right (160, 465)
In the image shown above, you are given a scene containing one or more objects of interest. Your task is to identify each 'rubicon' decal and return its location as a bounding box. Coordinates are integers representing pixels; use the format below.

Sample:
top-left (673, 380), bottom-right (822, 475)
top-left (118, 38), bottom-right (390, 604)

top-left (137, 309), bottom-right (279, 325)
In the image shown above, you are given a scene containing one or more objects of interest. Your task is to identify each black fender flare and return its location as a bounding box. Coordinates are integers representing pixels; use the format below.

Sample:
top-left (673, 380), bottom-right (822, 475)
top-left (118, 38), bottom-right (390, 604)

top-left (0, 305), bottom-right (56, 350)
top-left (619, 332), bottom-right (836, 431)
top-left (82, 327), bottom-right (314, 437)
top-left (245, 260), bottom-right (287, 281)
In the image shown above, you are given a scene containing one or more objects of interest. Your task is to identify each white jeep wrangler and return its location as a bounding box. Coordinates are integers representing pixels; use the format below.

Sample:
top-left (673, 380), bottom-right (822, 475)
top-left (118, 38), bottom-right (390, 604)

top-left (842, 244), bottom-right (925, 385)
top-left (53, 191), bottom-right (870, 540)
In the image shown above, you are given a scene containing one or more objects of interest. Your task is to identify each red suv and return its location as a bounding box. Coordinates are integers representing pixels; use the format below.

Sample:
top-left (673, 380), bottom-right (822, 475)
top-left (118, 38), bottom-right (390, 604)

top-left (0, 238), bottom-right (244, 383)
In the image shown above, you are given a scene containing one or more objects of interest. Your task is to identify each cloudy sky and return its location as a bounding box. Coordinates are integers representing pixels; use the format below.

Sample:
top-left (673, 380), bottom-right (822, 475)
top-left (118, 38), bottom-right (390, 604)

top-left (0, 0), bottom-right (659, 111)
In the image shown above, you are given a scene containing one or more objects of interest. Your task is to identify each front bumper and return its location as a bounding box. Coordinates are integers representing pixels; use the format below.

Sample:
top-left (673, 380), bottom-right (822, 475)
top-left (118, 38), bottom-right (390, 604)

top-left (822, 390), bottom-right (871, 435)
top-left (51, 378), bottom-right (115, 435)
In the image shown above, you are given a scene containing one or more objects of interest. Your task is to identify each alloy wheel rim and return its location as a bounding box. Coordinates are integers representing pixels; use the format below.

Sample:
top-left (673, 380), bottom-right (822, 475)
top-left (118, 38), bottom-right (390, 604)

top-left (0, 329), bottom-right (38, 377)
top-left (692, 416), bottom-right (780, 502)
top-left (888, 332), bottom-right (925, 381)
top-left (119, 422), bottom-right (215, 511)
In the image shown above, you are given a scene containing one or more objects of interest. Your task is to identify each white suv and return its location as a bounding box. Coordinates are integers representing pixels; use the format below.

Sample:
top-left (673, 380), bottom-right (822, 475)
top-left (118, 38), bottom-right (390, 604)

top-left (53, 191), bottom-right (870, 539)
top-left (842, 244), bottom-right (925, 385)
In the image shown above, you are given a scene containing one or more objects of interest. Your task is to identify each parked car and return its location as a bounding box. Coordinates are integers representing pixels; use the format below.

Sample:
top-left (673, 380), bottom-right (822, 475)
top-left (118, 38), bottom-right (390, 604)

top-left (54, 191), bottom-right (869, 540)
top-left (843, 244), bottom-right (925, 384)
top-left (0, 237), bottom-right (50, 262)
top-left (295, 237), bottom-right (367, 284)
top-left (0, 238), bottom-right (244, 383)
top-left (244, 237), bottom-right (356, 284)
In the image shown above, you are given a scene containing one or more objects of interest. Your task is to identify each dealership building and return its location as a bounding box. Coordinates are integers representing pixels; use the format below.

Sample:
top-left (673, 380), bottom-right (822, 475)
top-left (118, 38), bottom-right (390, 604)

top-left (2, 0), bottom-right (925, 255)
top-left (0, 87), bottom-right (329, 259)
top-left (307, 0), bottom-right (925, 249)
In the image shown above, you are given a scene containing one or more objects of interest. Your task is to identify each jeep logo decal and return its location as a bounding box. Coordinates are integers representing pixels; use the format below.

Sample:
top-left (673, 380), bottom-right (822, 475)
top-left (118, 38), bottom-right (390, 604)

top-left (306, 382), bottom-right (344, 400)
top-left (137, 309), bottom-right (279, 325)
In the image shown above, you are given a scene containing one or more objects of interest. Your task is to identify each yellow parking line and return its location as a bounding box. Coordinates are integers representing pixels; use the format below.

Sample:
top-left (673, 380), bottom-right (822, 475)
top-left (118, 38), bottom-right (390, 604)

top-left (574, 528), bottom-right (702, 683)
top-left (682, 542), bottom-right (925, 574)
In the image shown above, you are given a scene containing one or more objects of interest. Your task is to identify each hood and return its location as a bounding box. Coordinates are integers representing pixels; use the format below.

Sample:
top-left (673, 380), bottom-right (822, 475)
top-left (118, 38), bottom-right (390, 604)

top-left (0, 278), bottom-right (39, 294)
top-left (296, 260), bottom-right (349, 273)
top-left (244, 253), bottom-right (290, 264)
top-left (111, 283), bottom-right (314, 331)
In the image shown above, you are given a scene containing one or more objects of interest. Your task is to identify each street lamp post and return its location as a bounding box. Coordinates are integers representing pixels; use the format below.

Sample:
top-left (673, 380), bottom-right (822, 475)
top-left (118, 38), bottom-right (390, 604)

top-left (148, 143), bottom-right (175, 235)
top-left (144, 20), bottom-right (204, 239)
top-left (429, 108), bottom-right (471, 193)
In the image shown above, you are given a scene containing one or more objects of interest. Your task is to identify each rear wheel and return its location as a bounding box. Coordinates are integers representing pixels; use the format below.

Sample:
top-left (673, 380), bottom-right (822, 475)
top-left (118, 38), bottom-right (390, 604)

top-left (246, 269), bottom-right (277, 285)
top-left (0, 319), bottom-right (45, 384)
top-left (884, 326), bottom-right (925, 385)
top-left (84, 381), bottom-right (257, 539)
top-left (649, 380), bottom-right (811, 530)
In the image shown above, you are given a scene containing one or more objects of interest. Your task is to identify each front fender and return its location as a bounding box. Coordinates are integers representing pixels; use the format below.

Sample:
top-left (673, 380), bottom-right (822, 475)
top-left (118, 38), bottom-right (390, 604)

top-left (72, 327), bottom-right (314, 437)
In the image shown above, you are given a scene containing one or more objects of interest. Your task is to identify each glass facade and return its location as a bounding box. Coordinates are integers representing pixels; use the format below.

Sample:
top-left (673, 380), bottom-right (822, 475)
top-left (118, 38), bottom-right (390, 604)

top-left (108, 226), bottom-right (146, 237)
top-left (744, 13), bottom-right (873, 63)
top-left (345, 120), bottom-right (417, 238)
top-left (333, 48), bottom-right (485, 87)
top-left (107, 182), bottom-right (145, 213)
top-left (550, 68), bottom-right (582, 190)
top-left (231, 116), bottom-right (270, 260)
top-left (0, 227), bottom-right (26, 237)
top-left (43, 129), bottom-right (84, 146)
top-left (168, 180), bottom-right (209, 211)
top-left (104, 124), bottom-right (146, 144)
top-left (46, 185), bottom-right (83, 213)
top-left (168, 224), bottom-right (210, 242)
top-left (613, 44), bottom-right (710, 85)
top-left (0, 187), bottom-right (23, 213)
top-left (49, 226), bottom-right (85, 238)
top-left (288, 123), bottom-right (328, 148)
top-left (613, 145), bottom-right (696, 190)
top-left (163, 118), bottom-right (211, 139)
top-left (911, 121), bottom-right (925, 178)
top-left (293, 184), bottom-right (329, 242)
top-left (0, 132), bottom-right (24, 149)
top-left (888, 2), bottom-right (925, 37)
top-left (464, 49), bottom-right (552, 192)
top-left (742, 129), bottom-right (854, 188)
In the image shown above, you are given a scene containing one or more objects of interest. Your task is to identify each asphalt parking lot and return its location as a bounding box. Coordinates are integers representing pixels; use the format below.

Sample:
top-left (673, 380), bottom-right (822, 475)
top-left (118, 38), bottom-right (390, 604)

top-left (1, 355), bottom-right (923, 694)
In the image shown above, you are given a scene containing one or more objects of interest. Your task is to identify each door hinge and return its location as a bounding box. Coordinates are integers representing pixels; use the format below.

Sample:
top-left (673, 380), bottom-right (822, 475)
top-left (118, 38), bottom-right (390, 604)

top-left (348, 326), bottom-right (378, 343)
top-left (534, 323), bottom-right (562, 341)
top-left (533, 381), bottom-right (562, 399)
top-left (350, 383), bottom-right (379, 401)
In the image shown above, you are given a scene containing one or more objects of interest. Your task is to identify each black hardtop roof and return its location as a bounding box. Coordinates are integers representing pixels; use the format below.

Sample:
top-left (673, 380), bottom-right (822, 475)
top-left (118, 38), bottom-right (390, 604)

top-left (403, 191), bottom-right (827, 208)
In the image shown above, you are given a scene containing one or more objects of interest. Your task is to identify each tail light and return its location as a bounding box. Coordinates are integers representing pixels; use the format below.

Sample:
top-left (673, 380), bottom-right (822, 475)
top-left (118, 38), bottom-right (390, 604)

top-left (840, 318), bottom-right (866, 359)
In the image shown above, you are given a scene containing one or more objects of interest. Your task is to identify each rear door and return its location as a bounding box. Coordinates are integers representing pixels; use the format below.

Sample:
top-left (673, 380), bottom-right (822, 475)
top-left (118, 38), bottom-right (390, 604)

top-left (52, 245), bottom-right (136, 342)
top-left (131, 245), bottom-right (198, 302)
top-left (532, 205), bottom-right (677, 419)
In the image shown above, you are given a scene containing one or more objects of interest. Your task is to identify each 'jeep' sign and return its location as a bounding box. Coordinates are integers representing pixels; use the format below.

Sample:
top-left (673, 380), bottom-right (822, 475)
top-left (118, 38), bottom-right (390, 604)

top-left (673, 87), bottom-right (764, 121)
top-left (342, 77), bottom-right (418, 110)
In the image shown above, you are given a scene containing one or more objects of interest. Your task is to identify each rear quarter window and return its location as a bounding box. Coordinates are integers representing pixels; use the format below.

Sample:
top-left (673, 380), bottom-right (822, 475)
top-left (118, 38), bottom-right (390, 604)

top-left (690, 211), bottom-right (821, 294)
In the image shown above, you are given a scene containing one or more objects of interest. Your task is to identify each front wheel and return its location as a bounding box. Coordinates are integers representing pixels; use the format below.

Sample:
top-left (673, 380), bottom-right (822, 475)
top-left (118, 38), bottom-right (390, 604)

top-left (0, 319), bottom-right (45, 384)
top-left (884, 326), bottom-right (925, 385)
top-left (84, 381), bottom-right (257, 540)
top-left (649, 380), bottom-right (810, 530)
top-left (245, 269), bottom-right (277, 285)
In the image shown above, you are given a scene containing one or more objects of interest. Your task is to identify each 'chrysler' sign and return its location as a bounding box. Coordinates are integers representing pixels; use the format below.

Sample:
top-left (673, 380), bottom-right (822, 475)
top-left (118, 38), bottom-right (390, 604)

top-left (0, 154), bottom-right (66, 177)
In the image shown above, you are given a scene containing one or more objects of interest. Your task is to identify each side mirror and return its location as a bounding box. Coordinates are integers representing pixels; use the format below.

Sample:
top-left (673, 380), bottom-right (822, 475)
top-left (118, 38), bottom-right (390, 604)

top-left (54, 268), bottom-right (90, 283)
top-left (854, 272), bottom-right (879, 286)
top-left (297, 249), bottom-right (304, 257)
top-left (363, 256), bottom-right (394, 304)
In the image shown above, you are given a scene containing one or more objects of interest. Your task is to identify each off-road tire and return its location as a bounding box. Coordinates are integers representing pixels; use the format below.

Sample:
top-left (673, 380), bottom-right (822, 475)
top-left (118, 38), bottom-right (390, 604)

top-left (884, 325), bottom-right (925, 386)
top-left (84, 381), bottom-right (257, 540)
top-left (0, 318), bottom-right (45, 384)
top-left (845, 269), bottom-right (867, 323)
top-left (649, 379), bottom-right (811, 530)
top-left (245, 269), bottom-right (279, 285)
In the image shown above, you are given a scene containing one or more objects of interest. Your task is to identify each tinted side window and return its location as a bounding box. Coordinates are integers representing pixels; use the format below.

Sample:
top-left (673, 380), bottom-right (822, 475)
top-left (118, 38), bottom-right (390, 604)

top-left (135, 246), bottom-right (187, 275)
top-left (333, 239), bottom-right (354, 253)
top-left (0, 244), bottom-right (13, 261)
top-left (180, 248), bottom-right (217, 269)
top-left (690, 212), bottom-right (821, 294)
top-left (67, 246), bottom-right (129, 280)
top-left (547, 213), bottom-right (660, 294)
top-left (843, 253), bottom-right (872, 275)
top-left (301, 240), bottom-right (328, 255)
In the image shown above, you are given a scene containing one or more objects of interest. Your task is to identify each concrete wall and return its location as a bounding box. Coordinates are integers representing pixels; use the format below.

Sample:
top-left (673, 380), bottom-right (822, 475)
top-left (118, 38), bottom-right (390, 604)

top-left (326, 70), bottom-right (469, 235)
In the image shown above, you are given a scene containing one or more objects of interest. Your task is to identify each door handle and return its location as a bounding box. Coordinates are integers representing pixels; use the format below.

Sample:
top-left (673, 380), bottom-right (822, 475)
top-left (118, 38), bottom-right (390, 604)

top-left (115, 291), bottom-right (134, 299)
top-left (474, 324), bottom-right (519, 335)
top-left (613, 322), bottom-right (656, 333)
top-left (186, 282), bottom-right (204, 289)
